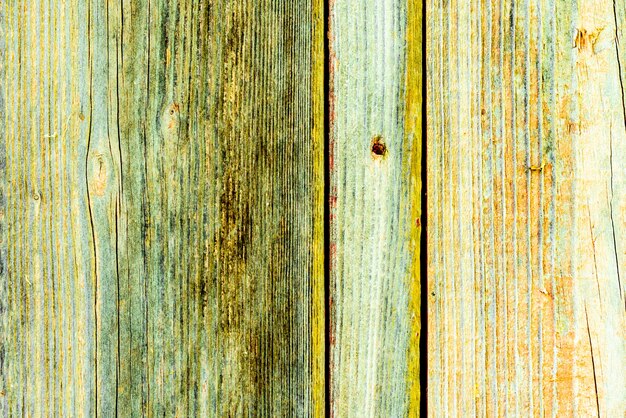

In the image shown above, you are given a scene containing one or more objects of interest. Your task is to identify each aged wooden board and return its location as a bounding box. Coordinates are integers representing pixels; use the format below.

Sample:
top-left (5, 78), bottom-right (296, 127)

top-left (328, 0), bottom-right (422, 415)
top-left (1, 0), bottom-right (324, 416)
top-left (427, 0), bottom-right (626, 416)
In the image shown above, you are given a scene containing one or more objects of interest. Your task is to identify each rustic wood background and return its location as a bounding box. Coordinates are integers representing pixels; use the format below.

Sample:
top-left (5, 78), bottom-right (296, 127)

top-left (2, 0), bottom-right (626, 417)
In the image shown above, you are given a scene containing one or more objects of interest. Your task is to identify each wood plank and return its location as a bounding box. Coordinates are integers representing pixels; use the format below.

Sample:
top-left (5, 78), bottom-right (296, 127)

top-left (427, 0), bottom-right (626, 415)
top-left (328, 0), bottom-right (422, 415)
top-left (3, 1), bottom-right (95, 415)
top-left (2, 0), bottom-right (324, 415)
top-left (0, 4), bottom-right (8, 416)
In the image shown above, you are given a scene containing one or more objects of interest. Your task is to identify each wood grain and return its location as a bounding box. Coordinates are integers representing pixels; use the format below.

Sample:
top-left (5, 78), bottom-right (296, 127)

top-left (427, 0), bottom-right (626, 416)
top-left (328, 0), bottom-right (422, 415)
top-left (2, 0), bottom-right (324, 415)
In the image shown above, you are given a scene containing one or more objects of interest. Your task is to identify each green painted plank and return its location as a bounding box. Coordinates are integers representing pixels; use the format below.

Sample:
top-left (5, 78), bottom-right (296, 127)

top-left (328, 0), bottom-right (422, 416)
top-left (2, 1), bottom-right (324, 416)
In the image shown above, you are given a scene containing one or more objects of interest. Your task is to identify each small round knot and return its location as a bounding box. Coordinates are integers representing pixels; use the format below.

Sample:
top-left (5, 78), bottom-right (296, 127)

top-left (168, 103), bottom-right (179, 116)
top-left (371, 135), bottom-right (387, 158)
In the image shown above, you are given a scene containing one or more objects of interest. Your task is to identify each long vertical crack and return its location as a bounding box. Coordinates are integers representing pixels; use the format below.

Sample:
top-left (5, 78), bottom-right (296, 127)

top-left (612, 0), bottom-right (624, 299)
top-left (584, 305), bottom-right (601, 418)
top-left (85, 0), bottom-right (99, 413)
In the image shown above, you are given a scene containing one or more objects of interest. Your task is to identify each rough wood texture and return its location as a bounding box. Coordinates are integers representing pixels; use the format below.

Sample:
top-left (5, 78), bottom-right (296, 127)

top-left (2, 0), bottom-right (324, 415)
top-left (428, 0), bottom-right (626, 416)
top-left (328, 0), bottom-right (422, 415)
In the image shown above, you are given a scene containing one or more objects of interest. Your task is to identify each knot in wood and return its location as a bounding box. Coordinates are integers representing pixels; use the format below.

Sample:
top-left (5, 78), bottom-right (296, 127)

top-left (371, 135), bottom-right (387, 158)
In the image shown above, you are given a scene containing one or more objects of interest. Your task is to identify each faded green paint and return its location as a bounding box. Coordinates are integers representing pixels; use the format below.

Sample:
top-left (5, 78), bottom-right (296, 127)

top-left (2, 1), bottom-right (323, 416)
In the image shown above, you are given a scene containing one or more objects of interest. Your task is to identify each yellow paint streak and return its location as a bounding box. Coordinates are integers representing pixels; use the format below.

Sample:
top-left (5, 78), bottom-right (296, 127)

top-left (405, 0), bottom-right (423, 415)
top-left (311, 0), bottom-right (326, 415)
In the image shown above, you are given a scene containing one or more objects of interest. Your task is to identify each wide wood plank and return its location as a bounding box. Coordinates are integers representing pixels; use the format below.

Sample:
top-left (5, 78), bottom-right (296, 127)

top-left (2, 1), bottom-right (324, 415)
top-left (328, 0), bottom-right (422, 415)
top-left (427, 0), bottom-right (626, 415)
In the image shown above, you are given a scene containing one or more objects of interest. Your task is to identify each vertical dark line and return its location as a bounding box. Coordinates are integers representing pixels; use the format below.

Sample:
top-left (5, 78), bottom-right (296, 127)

top-left (419, 0), bottom-right (428, 415)
top-left (85, 1), bottom-right (98, 414)
top-left (323, 0), bottom-right (331, 415)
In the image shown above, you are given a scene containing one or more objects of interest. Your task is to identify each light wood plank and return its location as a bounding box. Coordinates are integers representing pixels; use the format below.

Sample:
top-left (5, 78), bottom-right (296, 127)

top-left (3, 1), bottom-right (95, 415)
top-left (427, 0), bottom-right (626, 415)
top-left (328, 0), bottom-right (422, 415)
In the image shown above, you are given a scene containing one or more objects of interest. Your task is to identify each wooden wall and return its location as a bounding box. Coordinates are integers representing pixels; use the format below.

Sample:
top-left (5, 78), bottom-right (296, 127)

top-left (2, 0), bottom-right (626, 417)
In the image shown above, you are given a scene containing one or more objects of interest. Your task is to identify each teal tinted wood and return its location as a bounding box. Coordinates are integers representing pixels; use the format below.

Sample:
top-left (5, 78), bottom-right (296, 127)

top-left (328, 0), bottom-right (423, 415)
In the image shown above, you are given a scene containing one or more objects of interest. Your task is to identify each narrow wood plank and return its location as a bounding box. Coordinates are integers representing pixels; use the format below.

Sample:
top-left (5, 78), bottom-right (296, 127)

top-left (0, 4), bottom-right (8, 415)
top-left (328, 0), bottom-right (422, 415)
top-left (427, 0), bottom-right (626, 415)
top-left (3, 1), bottom-right (96, 415)
top-left (3, 1), bottom-right (324, 415)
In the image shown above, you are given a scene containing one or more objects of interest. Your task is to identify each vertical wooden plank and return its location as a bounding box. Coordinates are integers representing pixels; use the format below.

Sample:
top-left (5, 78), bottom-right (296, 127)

top-left (1, 0), bottom-right (137, 414)
top-left (312, 0), bottom-right (327, 415)
top-left (3, 0), bottom-right (324, 415)
top-left (3, 0), bottom-right (96, 416)
top-left (427, 0), bottom-right (626, 416)
top-left (328, 0), bottom-right (422, 415)
top-left (0, 3), bottom-right (7, 415)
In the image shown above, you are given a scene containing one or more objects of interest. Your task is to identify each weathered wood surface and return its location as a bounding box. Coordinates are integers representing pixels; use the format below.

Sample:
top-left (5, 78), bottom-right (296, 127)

top-left (328, 0), bottom-right (422, 416)
top-left (428, 0), bottom-right (626, 416)
top-left (2, 0), bottom-right (324, 416)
